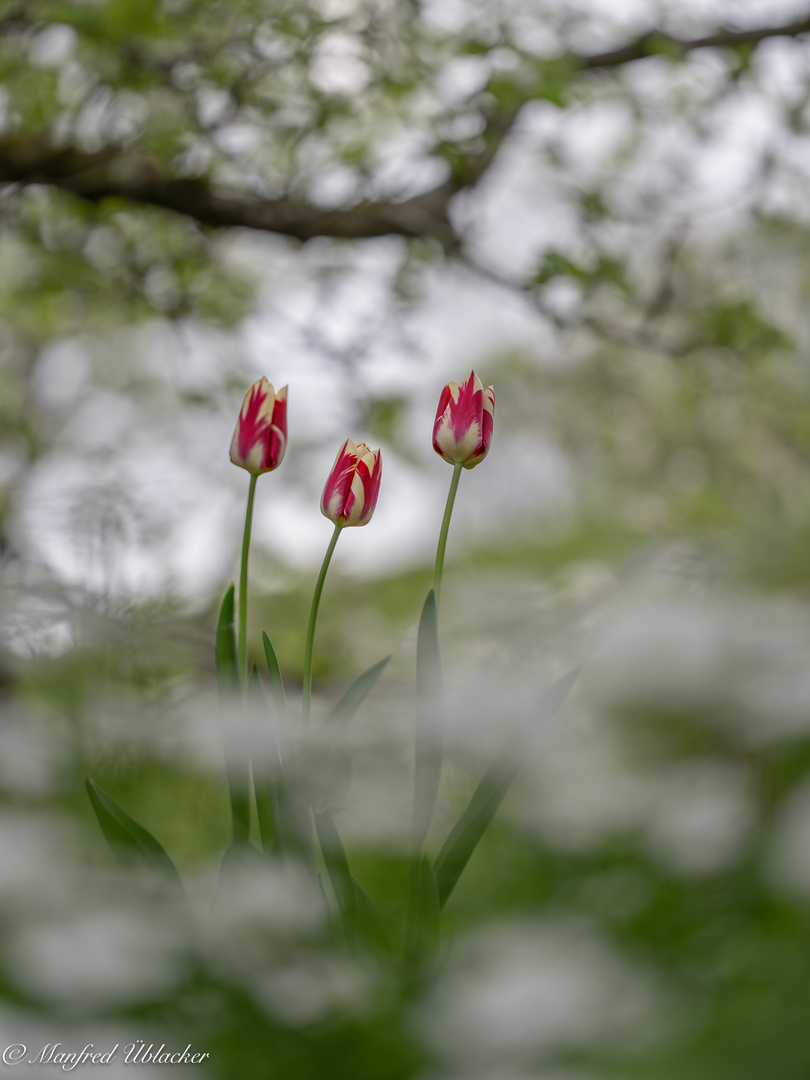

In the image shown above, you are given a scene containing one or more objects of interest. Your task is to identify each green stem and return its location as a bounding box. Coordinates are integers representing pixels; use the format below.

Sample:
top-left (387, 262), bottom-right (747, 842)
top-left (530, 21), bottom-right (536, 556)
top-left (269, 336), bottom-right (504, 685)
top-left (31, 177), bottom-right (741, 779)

top-left (303, 523), bottom-right (342, 722)
top-left (433, 462), bottom-right (463, 608)
top-left (238, 473), bottom-right (258, 687)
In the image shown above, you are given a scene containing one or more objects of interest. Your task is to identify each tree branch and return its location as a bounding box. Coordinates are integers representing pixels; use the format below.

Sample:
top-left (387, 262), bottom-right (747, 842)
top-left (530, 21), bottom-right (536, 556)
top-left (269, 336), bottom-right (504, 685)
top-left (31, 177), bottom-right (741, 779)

top-left (582, 14), bottom-right (810, 69)
top-left (0, 135), bottom-right (458, 243)
top-left (1, 13), bottom-right (808, 241)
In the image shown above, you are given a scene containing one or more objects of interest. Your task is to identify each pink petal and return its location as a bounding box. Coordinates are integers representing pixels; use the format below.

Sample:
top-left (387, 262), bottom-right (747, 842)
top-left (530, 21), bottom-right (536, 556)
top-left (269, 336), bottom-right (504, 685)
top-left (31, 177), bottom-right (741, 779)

top-left (448, 371), bottom-right (483, 445)
top-left (236, 380), bottom-right (271, 463)
top-left (267, 389), bottom-right (288, 468)
top-left (361, 451), bottom-right (382, 522)
top-left (322, 440), bottom-right (358, 521)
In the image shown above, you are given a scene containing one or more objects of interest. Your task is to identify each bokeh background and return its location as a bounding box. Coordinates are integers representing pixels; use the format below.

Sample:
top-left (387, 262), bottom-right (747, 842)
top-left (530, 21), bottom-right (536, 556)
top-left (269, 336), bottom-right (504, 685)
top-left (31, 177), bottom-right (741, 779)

top-left (3, 0), bottom-right (810, 1076)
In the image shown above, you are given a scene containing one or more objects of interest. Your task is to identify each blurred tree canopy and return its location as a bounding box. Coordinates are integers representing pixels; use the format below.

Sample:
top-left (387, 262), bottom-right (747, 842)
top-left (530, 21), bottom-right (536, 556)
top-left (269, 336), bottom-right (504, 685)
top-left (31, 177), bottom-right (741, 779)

top-left (2, 0), bottom-right (810, 597)
top-left (2, 0), bottom-right (809, 249)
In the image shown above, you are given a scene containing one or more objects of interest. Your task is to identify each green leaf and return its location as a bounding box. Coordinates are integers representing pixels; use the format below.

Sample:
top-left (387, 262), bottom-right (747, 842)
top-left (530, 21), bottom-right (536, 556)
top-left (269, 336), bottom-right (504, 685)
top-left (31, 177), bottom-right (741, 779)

top-left (405, 855), bottom-right (440, 961)
top-left (353, 877), bottom-right (390, 953)
top-left (302, 744), bottom-right (353, 814)
top-left (313, 810), bottom-right (357, 945)
top-left (729, 41), bottom-right (755, 74)
top-left (215, 840), bottom-right (265, 898)
top-left (696, 299), bottom-right (792, 359)
top-left (262, 631), bottom-right (286, 715)
top-left (215, 583), bottom-right (239, 695)
top-left (259, 635), bottom-right (312, 862)
top-left (532, 57), bottom-right (578, 106)
top-left (261, 630), bottom-right (294, 796)
top-left (434, 759), bottom-right (515, 910)
top-left (412, 590), bottom-right (443, 854)
top-left (216, 583), bottom-right (249, 844)
top-left (645, 33), bottom-right (687, 61)
top-left (329, 655), bottom-right (391, 726)
top-left (539, 665), bottom-right (582, 717)
top-left (433, 667), bottom-right (580, 909)
top-left (85, 777), bottom-right (184, 894)
top-left (596, 254), bottom-right (630, 293)
top-left (275, 787), bottom-right (316, 869)
top-left (249, 663), bottom-right (277, 854)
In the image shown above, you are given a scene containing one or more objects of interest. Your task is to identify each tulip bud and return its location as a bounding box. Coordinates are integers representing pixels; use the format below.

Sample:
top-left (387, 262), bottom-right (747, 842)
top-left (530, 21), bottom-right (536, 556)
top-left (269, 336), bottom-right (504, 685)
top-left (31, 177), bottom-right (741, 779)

top-left (321, 440), bottom-right (382, 527)
top-left (229, 377), bottom-right (288, 475)
top-left (432, 370), bottom-right (494, 469)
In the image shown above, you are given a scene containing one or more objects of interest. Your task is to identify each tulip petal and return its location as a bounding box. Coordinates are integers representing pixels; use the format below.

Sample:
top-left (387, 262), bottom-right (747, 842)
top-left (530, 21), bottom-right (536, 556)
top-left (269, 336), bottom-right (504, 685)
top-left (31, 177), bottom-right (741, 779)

top-left (267, 385), bottom-right (288, 470)
top-left (236, 378), bottom-right (272, 460)
top-left (321, 439), bottom-right (356, 521)
top-left (448, 372), bottom-right (482, 443)
top-left (361, 450), bottom-right (382, 524)
top-left (344, 457), bottom-right (368, 524)
top-left (434, 383), bottom-right (453, 421)
top-left (463, 384), bottom-right (495, 468)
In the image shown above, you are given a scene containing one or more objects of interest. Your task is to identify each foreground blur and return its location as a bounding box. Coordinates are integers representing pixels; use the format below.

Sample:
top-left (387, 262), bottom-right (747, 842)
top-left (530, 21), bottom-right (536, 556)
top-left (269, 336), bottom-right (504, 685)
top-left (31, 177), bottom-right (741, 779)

top-left (3, 560), bottom-right (810, 1079)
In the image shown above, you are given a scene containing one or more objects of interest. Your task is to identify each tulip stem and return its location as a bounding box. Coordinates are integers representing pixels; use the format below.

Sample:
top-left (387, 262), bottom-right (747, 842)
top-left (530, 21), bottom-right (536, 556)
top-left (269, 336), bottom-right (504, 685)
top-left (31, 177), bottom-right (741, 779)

top-left (238, 473), bottom-right (258, 686)
top-left (433, 462), bottom-right (463, 608)
top-left (303, 523), bottom-right (342, 723)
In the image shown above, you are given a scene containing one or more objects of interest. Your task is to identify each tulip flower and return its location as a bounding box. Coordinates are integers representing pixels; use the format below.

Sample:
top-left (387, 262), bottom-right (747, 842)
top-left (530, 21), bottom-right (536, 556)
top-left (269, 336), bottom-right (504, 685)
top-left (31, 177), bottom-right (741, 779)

top-left (432, 371), bottom-right (494, 469)
top-left (303, 440), bottom-right (383, 721)
top-left (431, 371), bottom-right (494, 606)
top-left (230, 377), bottom-right (288, 475)
top-left (321, 439), bottom-right (383, 528)
top-left (229, 377), bottom-right (288, 683)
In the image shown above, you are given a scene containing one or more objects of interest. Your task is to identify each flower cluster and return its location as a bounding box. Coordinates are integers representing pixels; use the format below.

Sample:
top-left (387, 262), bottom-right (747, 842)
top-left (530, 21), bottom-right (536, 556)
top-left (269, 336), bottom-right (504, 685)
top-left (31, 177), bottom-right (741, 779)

top-left (230, 369), bottom-right (495, 520)
top-left (87, 366), bottom-right (513, 958)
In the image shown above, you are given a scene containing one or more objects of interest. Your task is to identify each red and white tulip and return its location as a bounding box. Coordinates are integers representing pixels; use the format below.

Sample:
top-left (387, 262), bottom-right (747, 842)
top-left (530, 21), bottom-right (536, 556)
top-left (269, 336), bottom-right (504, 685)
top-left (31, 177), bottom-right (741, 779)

top-left (229, 377), bottom-right (288, 475)
top-left (321, 440), bottom-right (382, 528)
top-left (432, 371), bottom-right (494, 469)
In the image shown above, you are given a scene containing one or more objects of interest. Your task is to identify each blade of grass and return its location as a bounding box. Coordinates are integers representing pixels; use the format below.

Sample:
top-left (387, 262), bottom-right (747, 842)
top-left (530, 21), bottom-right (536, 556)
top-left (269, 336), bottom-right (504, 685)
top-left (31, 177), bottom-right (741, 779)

top-left (433, 667), bottom-right (581, 908)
